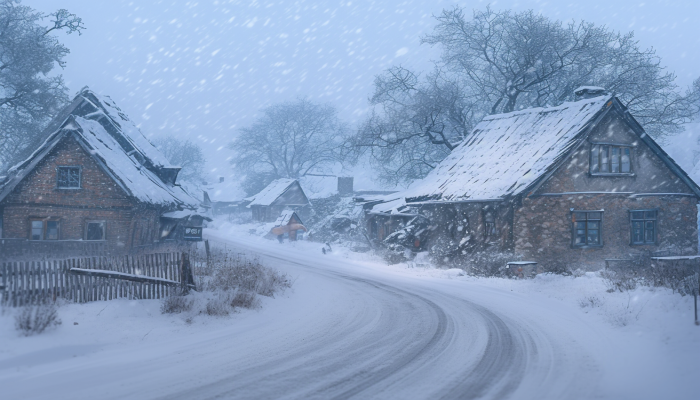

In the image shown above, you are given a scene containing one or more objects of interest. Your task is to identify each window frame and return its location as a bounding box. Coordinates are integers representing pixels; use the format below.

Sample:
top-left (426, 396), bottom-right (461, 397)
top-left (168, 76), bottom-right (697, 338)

top-left (571, 210), bottom-right (604, 248)
top-left (483, 208), bottom-right (497, 240)
top-left (629, 209), bottom-right (658, 246)
top-left (29, 218), bottom-right (60, 241)
top-left (56, 166), bottom-right (82, 189)
top-left (589, 142), bottom-right (634, 176)
top-left (85, 220), bottom-right (106, 241)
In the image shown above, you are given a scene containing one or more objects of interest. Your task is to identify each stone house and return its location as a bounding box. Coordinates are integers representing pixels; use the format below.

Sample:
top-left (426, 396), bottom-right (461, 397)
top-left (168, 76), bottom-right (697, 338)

top-left (368, 88), bottom-right (700, 270)
top-left (244, 179), bottom-right (311, 222)
top-left (0, 88), bottom-right (203, 258)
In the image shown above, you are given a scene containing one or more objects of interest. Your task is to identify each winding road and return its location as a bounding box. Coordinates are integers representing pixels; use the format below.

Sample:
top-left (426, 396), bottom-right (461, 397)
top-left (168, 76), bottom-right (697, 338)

top-left (0, 233), bottom-right (606, 400)
top-left (162, 233), bottom-right (601, 400)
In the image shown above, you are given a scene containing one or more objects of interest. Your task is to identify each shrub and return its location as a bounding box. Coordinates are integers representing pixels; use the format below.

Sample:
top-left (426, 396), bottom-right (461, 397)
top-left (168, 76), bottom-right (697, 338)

top-left (205, 293), bottom-right (231, 316)
top-left (230, 291), bottom-right (260, 309)
top-left (206, 254), bottom-right (291, 297)
top-left (15, 304), bottom-right (61, 336)
top-left (161, 294), bottom-right (194, 314)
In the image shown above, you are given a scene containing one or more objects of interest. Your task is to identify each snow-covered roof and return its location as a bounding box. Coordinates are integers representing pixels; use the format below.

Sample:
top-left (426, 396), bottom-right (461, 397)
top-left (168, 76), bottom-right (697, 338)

top-left (161, 209), bottom-right (212, 221)
top-left (299, 176), bottom-right (338, 199)
top-left (274, 209), bottom-right (303, 226)
top-left (368, 197), bottom-right (407, 215)
top-left (203, 178), bottom-right (246, 203)
top-left (403, 95), bottom-right (612, 202)
top-left (245, 178), bottom-right (309, 207)
top-left (0, 88), bottom-right (199, 208)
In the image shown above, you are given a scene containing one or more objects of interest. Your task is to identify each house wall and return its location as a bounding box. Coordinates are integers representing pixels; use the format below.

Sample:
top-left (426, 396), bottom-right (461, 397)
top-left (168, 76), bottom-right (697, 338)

top-left (515, 109), bottom-right (698, 269)
top-left (419, 202), bottom-right (515, 256)
top-left (514, 194), bottom-right (698, 270)
top-left (0, 135), bottom-right (161, 252)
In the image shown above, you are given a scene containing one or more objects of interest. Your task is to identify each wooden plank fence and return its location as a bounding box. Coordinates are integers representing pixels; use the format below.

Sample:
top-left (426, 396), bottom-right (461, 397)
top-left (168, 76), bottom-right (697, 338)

top-left (0, 252), bottom-right (194, 307)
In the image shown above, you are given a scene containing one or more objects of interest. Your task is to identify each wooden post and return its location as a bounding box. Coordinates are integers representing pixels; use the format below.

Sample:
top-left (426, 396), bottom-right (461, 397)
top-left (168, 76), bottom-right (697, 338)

top-left (205, 239), bottom-right (211, 271)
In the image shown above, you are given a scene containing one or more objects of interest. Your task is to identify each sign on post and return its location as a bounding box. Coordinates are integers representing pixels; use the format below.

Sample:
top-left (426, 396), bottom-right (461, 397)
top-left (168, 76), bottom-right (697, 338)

top-left (183, 226), bottom-right (203, 241)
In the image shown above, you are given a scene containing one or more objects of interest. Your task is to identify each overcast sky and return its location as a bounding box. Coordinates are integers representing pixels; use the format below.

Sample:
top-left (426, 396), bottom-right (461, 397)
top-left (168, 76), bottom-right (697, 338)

top-left (29, 0), bottom-right (700, 182)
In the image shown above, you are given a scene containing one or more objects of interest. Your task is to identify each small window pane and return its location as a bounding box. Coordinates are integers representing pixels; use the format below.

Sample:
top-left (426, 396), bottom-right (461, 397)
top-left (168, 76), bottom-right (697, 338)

top-left (588, 212), bottom-right (601, 220)
top-left (621, 148), bottom-right (631, 172)
top-left (631, 211), bottom-right (644, 220)
top-left (57, 167), bottom-right (81, 188)
top-left (590, 145), bottom-right (600, 173)
top-left (573, 212), bottom-right (586, 222)
top-left (87, 222), bottom-right (105, 241)
top-left (587, 231), bottom-right (599, 244)
top-left (611, 147), bottom-right (620, 173)
top-left (645, 211), bottom-right (656, 219)
top-left (45, 221), bottom-right (59, 240)
top-left (31, 221), bottom-right (43, 240)
top-left (588, 221), bottom-right (600, 230)
top-left (645, 224), bottom-right (654, 242)
top-left (600, 146), bottom-right (609, 172)
top-left (632, 221), bottom-right (643, 243)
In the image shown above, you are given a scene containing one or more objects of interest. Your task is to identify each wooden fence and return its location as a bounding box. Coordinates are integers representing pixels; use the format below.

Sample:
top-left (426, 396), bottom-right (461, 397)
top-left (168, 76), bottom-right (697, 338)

top-left (0, 253), bottom-right (194, 307)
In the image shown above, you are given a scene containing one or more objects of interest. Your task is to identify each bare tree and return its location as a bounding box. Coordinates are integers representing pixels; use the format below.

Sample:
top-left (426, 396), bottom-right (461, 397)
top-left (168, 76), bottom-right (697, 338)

top-left (0, 1), bottom-right (84, 171)
top-left (355, 6), bottom-right (700, 185)
top-left (229, 98), bottom-right (348, 195)
top-left (153, 137), bottom-right (206, 183)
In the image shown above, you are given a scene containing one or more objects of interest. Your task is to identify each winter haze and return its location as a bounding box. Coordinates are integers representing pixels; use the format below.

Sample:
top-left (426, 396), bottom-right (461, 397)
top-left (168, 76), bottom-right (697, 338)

top-left (29, 0), bottom-right (700, 181)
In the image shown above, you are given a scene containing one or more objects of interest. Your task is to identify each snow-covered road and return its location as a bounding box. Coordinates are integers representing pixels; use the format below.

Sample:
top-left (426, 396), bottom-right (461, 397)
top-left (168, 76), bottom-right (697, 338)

top-left (3, 232), bottom-right (694, 399)
top-left (160, 233), bottom-right (599, 400)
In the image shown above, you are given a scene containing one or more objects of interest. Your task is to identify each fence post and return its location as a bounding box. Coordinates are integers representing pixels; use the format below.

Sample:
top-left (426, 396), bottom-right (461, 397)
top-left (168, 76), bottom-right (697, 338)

top-left (205, 239), bottom-right (211, 271)
top-left (180, 252), bottom-right (195, 293)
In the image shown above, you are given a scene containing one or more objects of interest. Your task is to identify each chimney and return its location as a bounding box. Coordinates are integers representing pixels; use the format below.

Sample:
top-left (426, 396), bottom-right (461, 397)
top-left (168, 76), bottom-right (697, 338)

top-left (219, 176), bottom-right (225, 183)
top-left (574, 86), bottom-right (607, 100)
top-left (337, 177), bottom-right (354, 196)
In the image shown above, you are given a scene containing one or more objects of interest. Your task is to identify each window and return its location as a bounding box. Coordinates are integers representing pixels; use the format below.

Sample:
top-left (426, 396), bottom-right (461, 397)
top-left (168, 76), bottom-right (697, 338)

top-left (484, 210), bottom-right (497, 239)
top-left (86, 221), bottom-right (106, 241)
top-left (30, 220), bottom-right (59, 240)
top-left (630, 210), bottom-right (657, 245)
top-left (572, 211), bottom-right (602, 247)
top-left (57, 166), bottom-right (81, 188)
top-left (590, 145), bottom-right (631, 174)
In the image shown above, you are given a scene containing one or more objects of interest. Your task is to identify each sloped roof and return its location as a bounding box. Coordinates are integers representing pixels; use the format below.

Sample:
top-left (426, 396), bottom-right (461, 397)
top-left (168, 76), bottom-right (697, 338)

top-left (274, 209), bottom-right (303, 226)
top-left (403, 95), bottom-right (612, 202)
top-left (245, 178), bottom-right (309, 207)
top-left (0, 88), bottom-right (199, 208)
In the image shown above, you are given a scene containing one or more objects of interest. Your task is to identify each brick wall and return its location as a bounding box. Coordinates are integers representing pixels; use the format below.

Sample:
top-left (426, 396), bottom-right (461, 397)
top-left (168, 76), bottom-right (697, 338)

top-left (0, 135), bottom-right (161, 251)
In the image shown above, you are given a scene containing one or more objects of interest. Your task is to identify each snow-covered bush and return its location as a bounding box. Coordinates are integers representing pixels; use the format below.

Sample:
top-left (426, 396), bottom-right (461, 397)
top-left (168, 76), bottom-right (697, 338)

top-left (206, 254), bottom-right (291, 297)
top-left (163, 245), bottom-right (291, 318)
top-left (15, 304), bottom-right (62, 336)
top-left (161, 293), bottom-right (195, 314)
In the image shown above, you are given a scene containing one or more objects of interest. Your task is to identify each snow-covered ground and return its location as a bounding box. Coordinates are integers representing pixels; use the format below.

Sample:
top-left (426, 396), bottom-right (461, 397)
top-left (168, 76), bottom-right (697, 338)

top-left (0, 222), bottom-right (698, 399)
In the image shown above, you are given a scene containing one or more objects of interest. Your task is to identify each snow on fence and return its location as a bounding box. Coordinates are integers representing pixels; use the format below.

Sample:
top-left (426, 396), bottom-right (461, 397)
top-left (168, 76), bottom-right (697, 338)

top-left (0, 253), bottom-right (195, 307)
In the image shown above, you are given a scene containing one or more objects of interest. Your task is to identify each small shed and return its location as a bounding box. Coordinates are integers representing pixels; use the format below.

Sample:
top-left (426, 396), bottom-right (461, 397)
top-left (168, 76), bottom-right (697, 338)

top-left (245, 179), bottom-right (310, 222)
top-left (270, 210), bottom-right (307, 241)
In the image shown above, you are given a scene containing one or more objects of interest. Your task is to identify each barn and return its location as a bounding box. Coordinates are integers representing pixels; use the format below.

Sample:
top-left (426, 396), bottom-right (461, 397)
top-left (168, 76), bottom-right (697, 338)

top-left (369, 88), bottom-right (700, 270)
top-left (0, 88), bottom-right (204, 258)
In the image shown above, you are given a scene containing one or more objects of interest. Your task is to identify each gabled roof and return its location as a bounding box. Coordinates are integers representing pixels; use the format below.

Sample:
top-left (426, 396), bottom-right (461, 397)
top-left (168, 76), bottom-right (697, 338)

top-left (274, 210), bottom-right (303, 226)
top-left (0, 88), bottom-right (199, 208)
top-left (245, 178), bottom-right (310, 207)
top-left (403, 94), bottom-right (700, 203)
top-left (403, 95), bottom-right (613, 202)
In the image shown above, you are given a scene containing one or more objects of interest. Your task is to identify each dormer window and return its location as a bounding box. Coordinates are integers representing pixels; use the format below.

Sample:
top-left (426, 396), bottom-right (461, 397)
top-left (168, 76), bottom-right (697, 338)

top-left (590, 144), bottom-right (631, 175)
top-left (57, 166), bottom-right (81, 188)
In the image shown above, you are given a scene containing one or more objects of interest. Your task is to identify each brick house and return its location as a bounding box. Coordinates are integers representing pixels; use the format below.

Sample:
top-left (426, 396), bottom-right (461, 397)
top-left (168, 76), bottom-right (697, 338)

top-left (0, 88), bottom-right (204, 258)
top-left (368, 88), bottom-right (700, 270)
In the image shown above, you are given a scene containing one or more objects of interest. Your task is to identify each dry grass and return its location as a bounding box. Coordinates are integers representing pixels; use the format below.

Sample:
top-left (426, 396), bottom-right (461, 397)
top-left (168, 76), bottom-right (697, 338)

top-left (15, 304), bottom-right (62, 336)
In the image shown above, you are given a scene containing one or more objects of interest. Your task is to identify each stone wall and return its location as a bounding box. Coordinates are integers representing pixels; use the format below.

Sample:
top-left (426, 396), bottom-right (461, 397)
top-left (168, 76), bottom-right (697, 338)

top-left (514, 194), bottom-right (698, 270)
